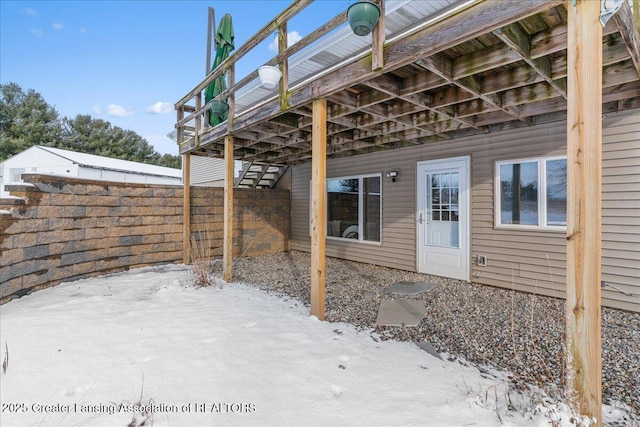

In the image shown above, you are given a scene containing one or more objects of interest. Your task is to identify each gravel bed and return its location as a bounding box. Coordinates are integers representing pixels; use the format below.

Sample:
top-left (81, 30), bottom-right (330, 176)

top-left (210, 251), bottom-right (639, 419)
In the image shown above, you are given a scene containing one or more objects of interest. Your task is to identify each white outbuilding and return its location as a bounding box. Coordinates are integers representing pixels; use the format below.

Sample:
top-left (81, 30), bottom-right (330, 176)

top-left (0, 146), bottom-right (182, 197)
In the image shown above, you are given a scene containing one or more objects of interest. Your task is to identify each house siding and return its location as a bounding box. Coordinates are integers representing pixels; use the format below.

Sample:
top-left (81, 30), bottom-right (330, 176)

top-left (190, 154), bottom-right (225, 186)
top-left (601, 110), bottom-right (640, 311)
top-left (291, 109), bottom-right (640, 312)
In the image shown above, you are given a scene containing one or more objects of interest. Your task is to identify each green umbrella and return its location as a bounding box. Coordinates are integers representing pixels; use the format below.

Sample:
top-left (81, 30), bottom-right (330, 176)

top-left (205, 13), bottom-right (234, 126)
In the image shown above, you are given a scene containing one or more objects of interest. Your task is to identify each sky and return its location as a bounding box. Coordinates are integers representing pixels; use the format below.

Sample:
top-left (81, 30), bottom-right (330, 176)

top-left (0, 1), bottom-right (350, 156)
top-left (2, 263), bottom-right (620, 427)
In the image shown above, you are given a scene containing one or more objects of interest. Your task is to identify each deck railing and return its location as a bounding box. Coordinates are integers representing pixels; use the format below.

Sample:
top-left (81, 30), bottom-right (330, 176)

top-left (173, 0), bottom-right (390, 155)
top-left (174, 0), bottom-right (356, 155)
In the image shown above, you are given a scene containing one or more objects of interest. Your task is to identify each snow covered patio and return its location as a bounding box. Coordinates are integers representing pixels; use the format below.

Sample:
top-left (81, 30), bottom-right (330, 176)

top-left (0, 264), bottom-right (606, 427)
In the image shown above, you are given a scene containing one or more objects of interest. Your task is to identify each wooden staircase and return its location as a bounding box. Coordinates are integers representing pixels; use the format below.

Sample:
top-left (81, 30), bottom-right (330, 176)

top-left (234, 162), bottom-right (288, 189)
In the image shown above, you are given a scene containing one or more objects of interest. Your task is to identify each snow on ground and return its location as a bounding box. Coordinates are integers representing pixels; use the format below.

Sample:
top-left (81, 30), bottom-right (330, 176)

top-left (1, 265), bottom-right (567, 426)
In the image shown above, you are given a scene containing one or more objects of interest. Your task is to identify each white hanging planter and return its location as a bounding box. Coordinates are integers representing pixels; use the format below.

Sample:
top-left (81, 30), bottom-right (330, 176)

top-left (258, 65), bottom-right (282, 89)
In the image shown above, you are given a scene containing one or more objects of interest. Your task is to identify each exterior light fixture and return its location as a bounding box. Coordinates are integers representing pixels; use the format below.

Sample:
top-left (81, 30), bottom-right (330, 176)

top-left (347, 1), bottom-right (381, 36)
top-left (387, 170), bottom-right (399, 182)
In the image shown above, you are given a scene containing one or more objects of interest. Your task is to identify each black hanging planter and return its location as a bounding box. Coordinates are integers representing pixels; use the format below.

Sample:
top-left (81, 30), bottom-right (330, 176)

top-left (347, 1), bottom-right (381, 36)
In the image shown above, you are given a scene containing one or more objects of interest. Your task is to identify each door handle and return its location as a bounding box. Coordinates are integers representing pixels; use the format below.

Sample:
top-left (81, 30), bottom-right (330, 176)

top-left (418, 212), bottom-right (423, 224)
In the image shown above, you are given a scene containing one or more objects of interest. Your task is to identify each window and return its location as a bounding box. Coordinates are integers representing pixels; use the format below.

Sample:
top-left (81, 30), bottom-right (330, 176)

top-left (326, 174), bottom-right (381, 243)
top-left (495, 157), bottom-right (566, 229)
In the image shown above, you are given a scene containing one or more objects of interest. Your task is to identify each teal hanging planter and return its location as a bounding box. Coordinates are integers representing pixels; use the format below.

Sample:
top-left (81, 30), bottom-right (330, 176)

top-left (347, 1), bottom-right (381, 36)
top-left (210, 100), bottom-right (229, 117)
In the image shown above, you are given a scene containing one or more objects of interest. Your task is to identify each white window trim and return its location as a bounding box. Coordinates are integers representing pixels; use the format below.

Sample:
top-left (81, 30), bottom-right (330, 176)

top-left (327, 173), bottom-right (382, 245)
top-left (310, 173), bottom-right (383, 245)
top-left (494, 156), bottom-right (567, 231)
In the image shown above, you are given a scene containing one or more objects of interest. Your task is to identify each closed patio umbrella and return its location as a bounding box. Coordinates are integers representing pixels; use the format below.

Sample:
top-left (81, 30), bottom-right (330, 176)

top-left (205, 13), bottom-right (234, 126)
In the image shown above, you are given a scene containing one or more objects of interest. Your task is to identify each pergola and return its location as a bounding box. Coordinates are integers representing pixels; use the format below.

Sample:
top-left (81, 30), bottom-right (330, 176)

top-left (175, 1), bottom-right (640, 423)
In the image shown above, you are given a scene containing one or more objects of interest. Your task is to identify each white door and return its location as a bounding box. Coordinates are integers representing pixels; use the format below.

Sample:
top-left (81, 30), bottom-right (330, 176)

top-left (417, 157), bottom-right (470, 281)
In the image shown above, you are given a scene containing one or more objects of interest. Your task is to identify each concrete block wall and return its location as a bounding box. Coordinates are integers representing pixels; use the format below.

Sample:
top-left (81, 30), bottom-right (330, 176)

top-left (1, 174), bottom-right (290, 303)
top-left (189, 186), bottom-right (290, 259)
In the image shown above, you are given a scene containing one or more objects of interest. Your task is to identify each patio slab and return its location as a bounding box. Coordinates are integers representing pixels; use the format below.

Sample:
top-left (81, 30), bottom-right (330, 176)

top-left (375, 299), bottom-right (426, 327)
top-left (384, 281), bottom-right (436, 296)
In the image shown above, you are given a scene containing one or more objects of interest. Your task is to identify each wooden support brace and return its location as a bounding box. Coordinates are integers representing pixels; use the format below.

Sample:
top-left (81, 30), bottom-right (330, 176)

top-left (223, 135), bottom-right (234, 282)
top-left (372, 0), bottom-right (385, 70)
top-left (228, 64), bottom-right (235, 133)
top-left (566, 0), bottom-right (602, 424)
top-left (279, 23), bottom-right (289, 107)
top-left (310, 98), bottom-right (327, 320)
top-left (182, 153), bottom-right (191, 265)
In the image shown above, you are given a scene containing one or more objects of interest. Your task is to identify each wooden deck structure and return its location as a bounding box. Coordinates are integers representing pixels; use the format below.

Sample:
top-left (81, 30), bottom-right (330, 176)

top-left (175, 0), bottom-right (640, 423)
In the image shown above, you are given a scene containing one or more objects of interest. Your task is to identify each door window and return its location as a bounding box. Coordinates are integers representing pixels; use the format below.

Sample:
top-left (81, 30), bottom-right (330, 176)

top-left (427, 172), bottom-right (459, 248)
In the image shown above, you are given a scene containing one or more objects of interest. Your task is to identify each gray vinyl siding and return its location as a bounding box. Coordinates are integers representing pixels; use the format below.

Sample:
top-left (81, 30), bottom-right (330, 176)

top-left (291, 109), bottom-right (640, 312)
top-left (190, 155), bottom-right (225, 186)
top-left (601, 110), bottom-right (640, 311)
top-left (292, 159), bottom-right (416, 271)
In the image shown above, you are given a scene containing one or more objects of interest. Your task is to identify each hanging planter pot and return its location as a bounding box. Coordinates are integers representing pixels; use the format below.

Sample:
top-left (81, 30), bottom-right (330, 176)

top-left (347, 1), bottom-right (381, 36)
top-left (258, 65), bottom-right (282, 89)
top-left (210, 100), bottom-right (229, 117)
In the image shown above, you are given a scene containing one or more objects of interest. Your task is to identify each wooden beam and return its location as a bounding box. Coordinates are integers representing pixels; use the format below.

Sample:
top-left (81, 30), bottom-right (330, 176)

top-left (235, 161), bottom-right (253, 187)
top-left (493, 22), bottom-right (567, 97)
top-left (178, 103), bottom-right (191, 265)
top-left (566, 0), bottom-right (602, 424)
top-left (310, 98), bottom-right (327, 320)
top-left (234, 0), bottom-right (564, 133)
top-left (206, 7), bottom-right (215, 74)
top-left (182, 153), bottom-right (191, 265)
top-left (416, 54), bottom-right (530, 124)
top-left (228, 64), bottom-right (235, 132)
top-left (279, 23), bottom-right (289, 107)
top-left (613, 1), bottom-right (640, 78)
top-left (195, 92), bottom-right (202, 144)
top-left (372, 0), bottom-right (385, 70)
top-left (223, 135), bottom-right (234, 282)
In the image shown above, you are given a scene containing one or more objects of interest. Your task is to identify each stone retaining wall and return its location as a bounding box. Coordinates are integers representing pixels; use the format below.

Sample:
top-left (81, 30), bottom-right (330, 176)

top-left (0, 174), bottom-right (290, 303)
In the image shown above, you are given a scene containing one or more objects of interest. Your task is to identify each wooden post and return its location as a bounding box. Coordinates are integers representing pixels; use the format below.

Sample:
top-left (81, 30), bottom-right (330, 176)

top-left (279, 23), bottom-right (289, 106)
top-left (566, 0), bottom-right (602, 424)
top-left (228, 64), bottom-right (235, 133)
top-left (372, 0), bottom-right (385, 70)
top-left (223, 135), bottom-right (234, 282)
top-left (178, 103), bottom-right (191, 265)
top-left (205, 8), bottom-right (215, 129)
top-left (206, 7), bottom-right (215, 74)
top-left (195, 92), bottom-right (202, 142)
top-left (310, 98), bottom-right (327, 320)
top-left (183, 153), bottom-right (191, 265)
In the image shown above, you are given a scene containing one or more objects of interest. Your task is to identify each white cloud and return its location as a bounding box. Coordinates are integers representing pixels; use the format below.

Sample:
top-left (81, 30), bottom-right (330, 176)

top-left (21, 7), bottom-right (37, 16)
top-left (52, 22), bottom-right (64, 30)
top-left (106, 104), bottom-right (134, 118)
top-left (31, 28), bottom-right (43, 37)
top-left (92, 106), bottom-right (102, 115)
top-left (268, 30), bottom-right (303, 52)
top-left (145, 101), bottom-right (173, 115)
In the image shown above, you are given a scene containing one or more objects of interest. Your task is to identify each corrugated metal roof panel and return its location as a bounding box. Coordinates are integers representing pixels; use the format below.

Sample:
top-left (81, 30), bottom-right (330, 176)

top-left (234, 0), bottom-right (462, 114)
top-left (36, 146), bottom-right (182, 178)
